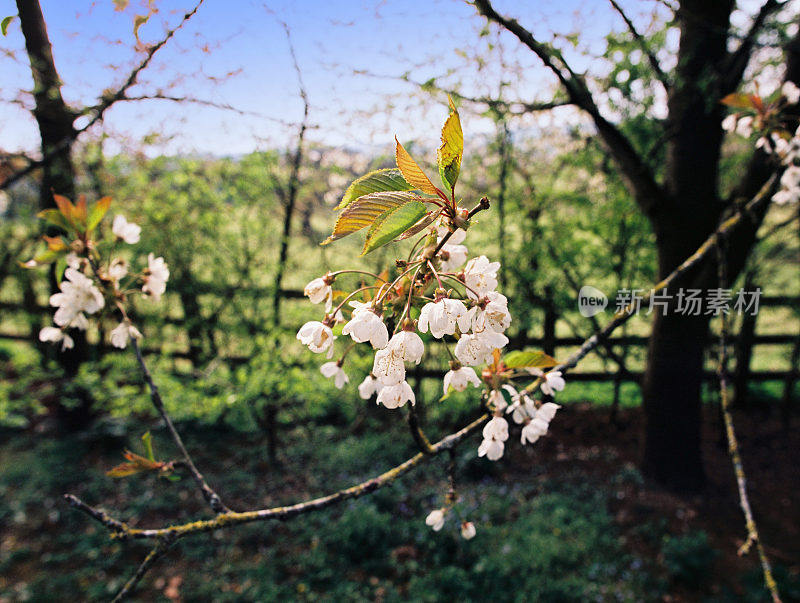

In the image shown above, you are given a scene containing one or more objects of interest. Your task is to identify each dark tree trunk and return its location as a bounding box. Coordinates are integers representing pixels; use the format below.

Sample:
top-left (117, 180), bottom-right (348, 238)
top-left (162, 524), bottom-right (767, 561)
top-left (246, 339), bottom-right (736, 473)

top-left (16, 0), bottom-right (76, 208)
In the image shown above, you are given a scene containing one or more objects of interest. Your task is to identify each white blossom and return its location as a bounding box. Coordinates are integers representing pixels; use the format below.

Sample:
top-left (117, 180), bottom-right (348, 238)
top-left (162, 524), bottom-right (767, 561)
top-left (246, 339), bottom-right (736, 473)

top-left (540, 370), bottom-right (566, 396)
top-left (721, 113), bottom-right (737, 133)
top-left (296, 321), bottom-right (335, 356)
top-left (49, 267), bottom-right (104, 327)
top-left (418, 298), bottom-right (471, 338)
top-left (440, 243), bottom-right (468, 272)
top-left (782, 80), bottom-right (800, 104)
top-left (478, 416), bottom-right (509, 461)
top-left (142, 254), bottom-right (169, 301)
top-left (521, 402), bottom-right (561, 445)
top-left (463, 256), bottom-right (500, 299)
top-left (108, 258), bottom-right (128, 282)
top-left (110, 321), bottom-right (142, 349)
top-left (304, 276), bottom-right (333, 312)
top-left (425, 508), bottom-right (445, 531)
top-left (387, 330), bottom-right (425, 364)
top-left (488, 388), bottom-right (508, 412)
top-left (470, 292), bottom-right (512, 333)
top-left (376, 380), bottom-right (415, 409)
top-left (461, 521), bottom-right (476, 540)
top-left (342, 304), bottom-right (389, 349)
top-left (442, 366), bottom-right (481, 394)
top-left (358, 374), bottom-right (383, 399)
top-left (735, 115), bottom-right (753, 137)
top-left (454, 333), bottom-right (494, 366)
top-left (372, 346), bottom-right (406, 385)
top-left (320, 361), bottom-right (349, 389)
top-left (112, 214), bottom-right (141, 244)
top-left (39, 327), bottom-right (74, 351)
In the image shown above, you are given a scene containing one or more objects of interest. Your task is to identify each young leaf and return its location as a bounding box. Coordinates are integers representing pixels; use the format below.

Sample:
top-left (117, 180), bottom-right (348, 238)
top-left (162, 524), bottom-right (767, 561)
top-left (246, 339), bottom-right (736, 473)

top-left (1, 15), bottom-right (14, 36)
top-left (720, 93), bottom-right (757, 111)
top-left (395, 137), bottom-right (444, 199)
top-left (37, 209), bottom-right (72, 232)
top-left (106, 450), bottom-right (163, 478)
top-left (73, 194), bottom-right (88, 229)
top-left (87, 196), bottom-right (112, 232)
top-left (141, 431), bottom-right (155, 462)
top-left (396, 211), bottom-right (438, 240)
top-left (362, 200), bottom-right (427, 255)
top-left (52, 194), bottom-right (76, 226)
top-left (43, 235), bottom-right (67, 251)
top-left (437, 97), bottom-right (463, 193)
top-left (337, 168), bottom-right (413, 210)
top-left (322, 191), bottom-right (426, 245)
top-left (503, 350), bottom-right (558, 370)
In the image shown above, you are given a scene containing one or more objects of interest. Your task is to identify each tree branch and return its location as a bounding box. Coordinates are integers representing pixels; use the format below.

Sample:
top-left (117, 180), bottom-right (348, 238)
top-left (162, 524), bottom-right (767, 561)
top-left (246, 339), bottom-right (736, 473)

top-left (607, 0), bottom-right (670, 90)
top-left (111, 536), bottom-right (177, 603)
top-left (472, 0), bottom-right (665, 217)
top-left (0, 0), bottom-right (204, 192)
top-left (722, 0), bottom-right (784, 95)
top-left (131, 339), bottom-right (229, 514)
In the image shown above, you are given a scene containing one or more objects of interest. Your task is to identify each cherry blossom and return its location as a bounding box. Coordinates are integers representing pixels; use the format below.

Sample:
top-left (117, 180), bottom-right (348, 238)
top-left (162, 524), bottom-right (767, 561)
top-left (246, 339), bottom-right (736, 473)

top-left (296, 321), bottom-right (335, 356)
top-left (142, 254), bottom-right (169, 301)
top-left (49, 267), bottom-right (105, 328)
top-left (478, 416), bottom-right (509, 461)
top-left (376, 380), bottom-right (415, 409)
top-left (425, 508), bottom-right (445, 531)
top-left (39, 327), bottom-right (74, 351)
top-left (372, 346), bottom-right (406, 385)
top-left (463, 256), bottom-right (500, 299)
top-left (110, 321), bottom-right (143, 349)
top-left (418, 298), bottom-right (471, 338)
top-left (304, 276), bottom-right (333, 311)
top-left (112, 214), bottom-right (141, 244)
top-left (461, 521), bottom-right (476, 540)
top-left (342, 304), bottom-right (389, 349)
top-left (320, 361), bottom-right (349, 389)
top-left (358, 374), bottom-right (383, 399)
top-left (471, 292), bottom-right (511, 333)
top-left (442, 366), bottom-right (481, 394)
top-left (454, 333), bottom-right (494, 366)
top-left (540, 370), bottom-right (566, 396)
top-left (386, 330), bottom-right (424, 364)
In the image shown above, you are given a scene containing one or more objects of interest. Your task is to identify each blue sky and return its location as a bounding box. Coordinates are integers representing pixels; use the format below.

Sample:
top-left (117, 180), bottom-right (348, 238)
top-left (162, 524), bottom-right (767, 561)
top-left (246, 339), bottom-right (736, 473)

top-left (0, 0), bottom-right (667, 156)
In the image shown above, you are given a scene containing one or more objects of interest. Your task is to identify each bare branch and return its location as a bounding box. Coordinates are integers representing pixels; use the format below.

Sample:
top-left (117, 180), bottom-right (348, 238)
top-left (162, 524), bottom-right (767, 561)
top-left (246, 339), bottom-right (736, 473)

top-left (1, 0), bottom-right (204, 191)
top-left (131, 339), bottom-right (229, 514)
top-left (607, 0), bottom-right (670, 90)
top-left (472, 0), bottom-right (665, 217)
top-left (111, 536), bottom-right (177, 603)
top-left (723, 0), bottom-right (784, 95)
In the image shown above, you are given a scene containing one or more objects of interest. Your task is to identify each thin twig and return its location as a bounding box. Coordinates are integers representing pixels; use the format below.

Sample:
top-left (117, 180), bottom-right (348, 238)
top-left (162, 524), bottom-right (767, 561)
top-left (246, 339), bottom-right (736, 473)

top-left (131, 339), bottom-right (229, 514)
top-left (111, 535), bottom-right (177, 602)
top-left (715, 237), bottom-right (782, 603)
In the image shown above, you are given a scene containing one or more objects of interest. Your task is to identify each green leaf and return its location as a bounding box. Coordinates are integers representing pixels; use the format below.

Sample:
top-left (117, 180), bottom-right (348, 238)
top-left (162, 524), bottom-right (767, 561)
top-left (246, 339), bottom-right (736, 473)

top-left (503, 349), bottom-right (558, 370)
top-left (322, 191), bottom-right (427, 245)
top-left (37, 209), bottom-right (72, 232)
top-left (337, 168), bottom-right (413, 210)
top-left (396, 211), bottom-right (438, 240)
top-left (1, 16), bottom-right (14, 36)
top-left (87, 196), bottom-right (112, 232)
top-left (362, 200), bottom-right (427, 255)
top-left (395, 138), bottom-right (443, 197)
top-left (437, 96), bottom-right (463, 193)
top-left (141, 431), bottom-right (155, 462)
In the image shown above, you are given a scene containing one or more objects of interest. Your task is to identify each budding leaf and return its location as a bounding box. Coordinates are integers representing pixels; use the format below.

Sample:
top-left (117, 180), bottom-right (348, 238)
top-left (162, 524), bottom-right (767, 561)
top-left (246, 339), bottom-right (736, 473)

top-left (37, 209), bottom-right (72, 232)
top-left (720, 93), bottom-right (758, 111)
top-left (395, 138), bottom-right (443, 198)
top-left (106, 450), bottom-right (164, 478)
top-left (362, 200), bottom-right (427, 255)
top-left (323, 191), bottom-right (427, 245)
top-left (337, 168), bottom-right (413, 210)
top-left (1, 15), bottom-right (14, 36)
top-left (86, 196), bottom-right (112, 233)
top-left (52, 194), bottom-right (77, 228)
top-left (437, 96), bottom-right (463, 193)
top-left (503, 350), bottom-right (558, 370)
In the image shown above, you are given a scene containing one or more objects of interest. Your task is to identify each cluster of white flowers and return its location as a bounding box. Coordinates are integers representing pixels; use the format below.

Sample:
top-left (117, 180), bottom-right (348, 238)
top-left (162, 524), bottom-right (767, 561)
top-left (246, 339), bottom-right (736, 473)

top-left (722, 81), bottom-right (800, 205)
top-left (298, 216), bottom-right (566, 470)
top-left (39, 214), bottom-right (169, 352)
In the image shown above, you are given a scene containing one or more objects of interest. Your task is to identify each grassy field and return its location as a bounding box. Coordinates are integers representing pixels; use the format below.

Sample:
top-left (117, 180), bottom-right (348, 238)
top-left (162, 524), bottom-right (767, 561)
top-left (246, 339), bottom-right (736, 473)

top-left (1, 399), bottom-right (798, 602)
